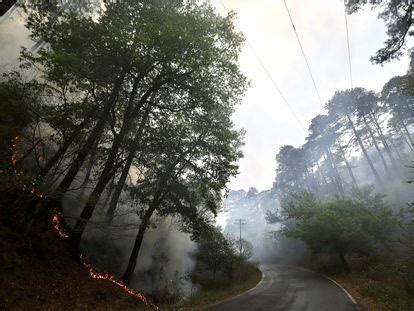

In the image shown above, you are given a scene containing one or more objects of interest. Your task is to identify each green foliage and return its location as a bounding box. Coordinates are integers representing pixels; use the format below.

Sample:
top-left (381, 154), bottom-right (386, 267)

top-left (0, 72), bottom-right (42, 172)
top-left (282, 187), bottom-right (396, 261)
top-left (191, 225), bottom-right (254, 290)
top-left (346, 0), bottom-right (413, 64)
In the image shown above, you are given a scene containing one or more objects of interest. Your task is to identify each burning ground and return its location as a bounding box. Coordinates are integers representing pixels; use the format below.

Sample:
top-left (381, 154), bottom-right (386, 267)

top-left (0, 199), bottom-right (150, 310)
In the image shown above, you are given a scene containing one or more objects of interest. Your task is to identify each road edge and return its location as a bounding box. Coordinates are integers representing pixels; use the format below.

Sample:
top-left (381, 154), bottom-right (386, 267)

top-left (199, 267), bottom-right (264, 310)
top-left (293, 265), bottom-right (361, 310)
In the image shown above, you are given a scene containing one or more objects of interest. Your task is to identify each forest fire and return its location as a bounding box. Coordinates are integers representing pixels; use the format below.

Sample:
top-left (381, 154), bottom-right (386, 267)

top-left (51, 209), bottom-right (69, 238)
top-left (50, 210), bottom-right (154, 308)
top-left (10, 139), bottom-right (153, 309)
top-left (11, 135), bottom-right (22, 166)
top-left (11, 136), bottom-right (45, 199)
top-left (80, 254), bottom-right (155, 309)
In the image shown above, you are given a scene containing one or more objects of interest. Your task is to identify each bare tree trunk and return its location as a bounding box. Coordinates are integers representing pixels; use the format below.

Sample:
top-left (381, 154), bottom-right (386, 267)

top-left (75, 143), bottom-right (98, 202)
top-left (338, 250), bottom-right (350, 273)
top-left (40, 104), bottom-right (98, 178)
top-left (106, 105), bottom-right (152, 222)
top-left (370, 114), bottom-right (398, 166)
top-left (338, 144), bottom-right (358, 187)
top-left (102, 175), bottom-right (116, 208)
top-left (316, 161), bottom-right (329, 186)
top-left (122, 203), bottom-right (157, 285)
top-left (363, 116), bottom-right (389, 174)
top-left (396, 111), bottom-right (414, 148)
top-left (69, 78), bottom-right (152, 247)
top-left (346, 114), bottom-right (383, 186)
top-left (326, 149), bottom-right (344, 195)
top-left (56, 73), bottom-right (126, 199)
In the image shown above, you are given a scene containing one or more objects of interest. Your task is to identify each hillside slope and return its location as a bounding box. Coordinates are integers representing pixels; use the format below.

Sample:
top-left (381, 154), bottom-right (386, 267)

top-left (0, 207), bottom-right (150, 310)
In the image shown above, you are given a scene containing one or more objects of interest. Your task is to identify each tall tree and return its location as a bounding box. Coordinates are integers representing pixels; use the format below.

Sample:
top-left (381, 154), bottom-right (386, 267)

top-left (326, 90), bottom-right (384, 186)
top-left (122, 104), bottom-right (243, 285)
top-left (66, 1), bottom-right (247, 249)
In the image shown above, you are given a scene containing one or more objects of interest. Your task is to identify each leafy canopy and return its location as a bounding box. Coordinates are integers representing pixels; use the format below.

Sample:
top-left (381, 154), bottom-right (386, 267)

top-left (282, 187), bottom-right (396, 256)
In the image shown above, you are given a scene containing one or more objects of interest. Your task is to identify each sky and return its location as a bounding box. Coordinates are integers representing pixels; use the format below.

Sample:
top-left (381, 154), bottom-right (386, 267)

top-left (210, 0), bottom-right (412, 191)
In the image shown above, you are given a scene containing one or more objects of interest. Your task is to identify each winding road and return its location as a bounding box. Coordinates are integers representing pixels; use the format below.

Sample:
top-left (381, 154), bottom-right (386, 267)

top-left (208, 265), bottom-right (359, 311)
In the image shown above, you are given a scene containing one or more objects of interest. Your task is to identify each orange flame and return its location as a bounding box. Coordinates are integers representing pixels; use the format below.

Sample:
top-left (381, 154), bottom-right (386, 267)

top-left (11, 137), bottom-right (155, 309)
top-left (50, 211), bottom-right (155, 309)
top-left (51, 209), bottom-right (69, 238)
top-left (80, 254), bottom-right (156, 309)
top-left (11, 136), bottom-right (45, 199)
top-left (11, 136), bottom-right (23, 166)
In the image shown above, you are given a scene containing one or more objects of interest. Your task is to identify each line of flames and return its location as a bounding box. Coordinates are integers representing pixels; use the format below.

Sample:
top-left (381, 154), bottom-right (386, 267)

top-left (11, 136), bottom-right (44, 199)
top-left (11, 136), bottom-right (155, 309)
top-left (80, 254), bottom-right (155, 308)
top-left (53, 211), bottom-right (155, 309)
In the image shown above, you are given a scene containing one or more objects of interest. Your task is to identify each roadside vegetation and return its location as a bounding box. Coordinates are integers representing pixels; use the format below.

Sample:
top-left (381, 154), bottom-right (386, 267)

top-left (277, 188), bottom-right (413, 310)
top-left (265, 2), bottom-right (414, 309)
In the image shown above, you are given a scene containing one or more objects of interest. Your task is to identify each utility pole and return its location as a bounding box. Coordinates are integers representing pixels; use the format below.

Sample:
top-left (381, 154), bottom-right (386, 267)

top-left (233, 219), bottom-right (246, 256)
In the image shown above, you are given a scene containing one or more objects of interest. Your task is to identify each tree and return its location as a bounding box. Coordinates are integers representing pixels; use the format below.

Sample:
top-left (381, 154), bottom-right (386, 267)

top-left (15, 0), bottom-right (246, 251)
top-left (232, 237), bottom-right (253, 260)
top-left (345, 0), bottom-right (413, 64)
top-left (381, 76), bottom-right (414, 149)
top-left (306, 114), bottom-right (347, 194)
top-left (0, 72), bottom-right (41, 173)
top-left (282, 187), bottom-right (396, 272)
top-left (326, 90), bottom-right (384, 186)
top-left (272, 145), bottom-right (313, 206)
top-left (191, 225), bottom-right (247, 289)
top-left (121, 101), bottom-right (244, 285)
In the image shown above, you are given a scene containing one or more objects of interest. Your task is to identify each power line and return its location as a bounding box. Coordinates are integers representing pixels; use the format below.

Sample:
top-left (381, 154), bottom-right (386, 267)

top-left (344, 2), bottom-right (353, 89)
top-left (217, 0), bottom-right (306, 133)
top-left (283, 0), bottom-right (324, 108)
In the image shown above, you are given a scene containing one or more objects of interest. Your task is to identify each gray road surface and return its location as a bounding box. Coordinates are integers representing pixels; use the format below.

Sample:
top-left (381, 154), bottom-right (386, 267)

top-left (208, 265), bottom-right (359, 311)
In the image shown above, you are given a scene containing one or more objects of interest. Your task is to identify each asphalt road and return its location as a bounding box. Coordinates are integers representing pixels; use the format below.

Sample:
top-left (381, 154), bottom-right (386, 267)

top-left (208, 265), bottom-right (359, 311)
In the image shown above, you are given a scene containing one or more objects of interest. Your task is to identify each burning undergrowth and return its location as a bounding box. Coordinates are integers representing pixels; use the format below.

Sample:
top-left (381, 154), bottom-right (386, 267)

top-left (0, 200), bottom-right (152, 310)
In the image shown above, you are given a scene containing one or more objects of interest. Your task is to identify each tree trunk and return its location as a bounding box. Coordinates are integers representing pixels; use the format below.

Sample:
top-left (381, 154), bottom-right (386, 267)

top-left (56, 73), bottom-right (126, 199)
top-left (338, 144), bottom-right (358, 188)
top-left (40, 103), bottom-right (98, 178)
top-left (122, 203), bottom-right (157, 285)
top-left (363, 116), bottom-right (389, 174)
top-left (75, 143), bottom-right (98, 202)
top-left (102, 175), bottom-right (116, 208)
top-left (69, 159), bottom-right (123, 248)
top-left (401, 119), bottom-right (414, 148)
top-left (346, 114), bottom-right (383, 186)
top-left (106, 105), bottom-right (152, 222)
top-left (316, 161), bottom-right (329, 186)
top-left (388, 135), bottom-right (406, 161)
top-left (370, 114), bottom-right (398, 167)
top-left (121, 142), bottom-right (202, 285)
top-left (69, 82), bottom-right (152, 248)
top-left (326, 149), bottom-right (344, 195)
top-left (338, 251), bottom-right (350, 273)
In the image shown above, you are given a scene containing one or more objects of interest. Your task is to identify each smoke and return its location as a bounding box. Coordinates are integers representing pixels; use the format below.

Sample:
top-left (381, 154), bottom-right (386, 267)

top-left (0, 7), bottom-right (33, 72)
top-left (61, 177), bottom-right (197, 297)
top-left (221, 188), bottom-right (281, 263)
top-left (219, 125), bottom-right (414, 265)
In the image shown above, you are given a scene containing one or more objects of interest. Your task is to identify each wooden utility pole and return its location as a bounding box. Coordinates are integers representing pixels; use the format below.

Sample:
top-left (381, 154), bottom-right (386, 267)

top-left (233, 219), bottom-right (246, 256)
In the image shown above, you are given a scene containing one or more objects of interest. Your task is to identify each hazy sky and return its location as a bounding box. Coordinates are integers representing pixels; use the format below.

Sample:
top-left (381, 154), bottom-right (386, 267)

top-left (210, 0), bottom-right (412, 191)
